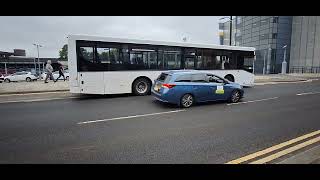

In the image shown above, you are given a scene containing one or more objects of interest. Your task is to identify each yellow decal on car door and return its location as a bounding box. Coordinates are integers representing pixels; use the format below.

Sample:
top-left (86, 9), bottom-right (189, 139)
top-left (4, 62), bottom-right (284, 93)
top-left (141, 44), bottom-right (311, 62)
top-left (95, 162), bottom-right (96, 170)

top-left (215, 85), bottom-right (224, 94)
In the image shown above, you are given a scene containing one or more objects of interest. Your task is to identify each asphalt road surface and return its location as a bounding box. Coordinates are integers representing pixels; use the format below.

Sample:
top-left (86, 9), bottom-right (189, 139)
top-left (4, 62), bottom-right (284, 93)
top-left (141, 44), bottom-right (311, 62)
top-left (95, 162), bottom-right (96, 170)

top-left (1, 80), bottom-right (320, 163)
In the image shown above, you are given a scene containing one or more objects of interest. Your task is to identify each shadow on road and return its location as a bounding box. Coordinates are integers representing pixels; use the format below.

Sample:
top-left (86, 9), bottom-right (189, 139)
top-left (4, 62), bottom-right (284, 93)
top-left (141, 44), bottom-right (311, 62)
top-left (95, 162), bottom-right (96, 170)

top-left (73, 93), bottom-right (134, 100)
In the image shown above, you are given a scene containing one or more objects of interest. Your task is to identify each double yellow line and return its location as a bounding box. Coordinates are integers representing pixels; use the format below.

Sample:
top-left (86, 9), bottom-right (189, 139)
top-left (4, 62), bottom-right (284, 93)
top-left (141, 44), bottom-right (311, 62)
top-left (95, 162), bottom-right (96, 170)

top-left (226, 130), bottom-right (320, 164)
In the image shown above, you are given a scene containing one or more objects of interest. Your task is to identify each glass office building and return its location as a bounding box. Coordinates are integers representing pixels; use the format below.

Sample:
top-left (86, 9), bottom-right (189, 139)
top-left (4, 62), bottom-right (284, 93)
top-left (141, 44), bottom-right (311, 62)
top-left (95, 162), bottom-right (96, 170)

top-left (219, 16), bottom-right (293, 74)
top-left (289, 16), bottom-right (320, 73)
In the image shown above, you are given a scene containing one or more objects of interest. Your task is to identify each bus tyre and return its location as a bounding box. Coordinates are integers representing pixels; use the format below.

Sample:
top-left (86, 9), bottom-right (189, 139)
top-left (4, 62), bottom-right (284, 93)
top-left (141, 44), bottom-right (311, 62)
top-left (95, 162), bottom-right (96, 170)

top-left (229, 90), bottom-right (241, 103)
top-left (224, 74), bottom-right (234, 82)
top-left (133, 78), bottom-right (151, 96)
top-left (180, 94), bottom-right (194, 108)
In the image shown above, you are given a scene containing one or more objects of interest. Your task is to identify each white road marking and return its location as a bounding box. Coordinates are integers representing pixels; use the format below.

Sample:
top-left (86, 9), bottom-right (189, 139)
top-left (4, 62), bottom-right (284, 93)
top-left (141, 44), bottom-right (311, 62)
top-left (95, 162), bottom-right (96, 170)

top-left (0, 91), bottom-right (69, 97)
top-left (255, 79), bottom-right (313, 86)
top-left (227, 97), bottom-right (279, 106)
top-left (77, 109), bottom-right (186, 125)
top-left (296, 91), bottom-right (320, 96)
top-left (0, 97), bottom-right (77, 104)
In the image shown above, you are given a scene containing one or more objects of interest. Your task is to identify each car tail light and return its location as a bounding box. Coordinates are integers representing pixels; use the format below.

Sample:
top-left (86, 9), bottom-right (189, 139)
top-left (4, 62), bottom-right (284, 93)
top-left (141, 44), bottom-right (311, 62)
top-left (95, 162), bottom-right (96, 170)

top-left (162, 84), bottom-right (176, 89)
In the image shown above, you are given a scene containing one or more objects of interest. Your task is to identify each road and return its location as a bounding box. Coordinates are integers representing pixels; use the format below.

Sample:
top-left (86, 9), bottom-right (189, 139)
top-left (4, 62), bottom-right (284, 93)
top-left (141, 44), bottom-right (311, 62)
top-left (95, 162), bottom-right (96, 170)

top-left (1, 80), bottom-right (320, 163)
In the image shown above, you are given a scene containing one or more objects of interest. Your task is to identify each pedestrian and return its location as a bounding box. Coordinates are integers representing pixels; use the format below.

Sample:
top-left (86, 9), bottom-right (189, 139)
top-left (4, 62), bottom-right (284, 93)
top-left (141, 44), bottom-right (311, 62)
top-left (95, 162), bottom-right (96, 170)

top-left (44, 60), bottom-right (54, 83)
top-left (55, 61), bottom-right (65, 82)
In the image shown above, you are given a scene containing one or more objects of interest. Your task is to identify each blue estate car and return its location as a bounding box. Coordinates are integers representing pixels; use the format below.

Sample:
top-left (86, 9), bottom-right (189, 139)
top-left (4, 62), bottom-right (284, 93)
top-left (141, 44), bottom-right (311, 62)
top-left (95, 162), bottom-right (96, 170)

top-left (151, 70), bottom-right (244, 108)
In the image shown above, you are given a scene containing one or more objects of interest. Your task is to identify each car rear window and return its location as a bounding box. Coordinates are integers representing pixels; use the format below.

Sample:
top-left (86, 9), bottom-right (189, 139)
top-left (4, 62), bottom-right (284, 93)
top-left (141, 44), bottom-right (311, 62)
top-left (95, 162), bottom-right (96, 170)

top-left (157, 73), bottom-right (172, 83)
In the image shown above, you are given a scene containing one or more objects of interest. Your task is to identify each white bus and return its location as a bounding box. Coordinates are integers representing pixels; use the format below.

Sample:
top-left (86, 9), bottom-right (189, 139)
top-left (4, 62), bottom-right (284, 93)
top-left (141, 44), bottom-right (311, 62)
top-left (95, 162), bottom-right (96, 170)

top-left (68, 35), bottom-right (255, 95)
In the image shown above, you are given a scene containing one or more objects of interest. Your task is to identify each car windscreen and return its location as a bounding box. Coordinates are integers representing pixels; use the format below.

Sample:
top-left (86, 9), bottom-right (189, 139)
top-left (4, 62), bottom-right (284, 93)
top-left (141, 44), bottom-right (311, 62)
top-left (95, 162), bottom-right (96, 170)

top-left (157, 73), bottom-right (172, 83)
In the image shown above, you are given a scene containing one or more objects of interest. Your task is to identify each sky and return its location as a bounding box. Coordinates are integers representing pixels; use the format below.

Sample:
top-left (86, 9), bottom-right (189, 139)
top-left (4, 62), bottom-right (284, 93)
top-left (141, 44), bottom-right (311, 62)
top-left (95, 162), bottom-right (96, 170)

top-left (0, 16), bottom-right (222, 58)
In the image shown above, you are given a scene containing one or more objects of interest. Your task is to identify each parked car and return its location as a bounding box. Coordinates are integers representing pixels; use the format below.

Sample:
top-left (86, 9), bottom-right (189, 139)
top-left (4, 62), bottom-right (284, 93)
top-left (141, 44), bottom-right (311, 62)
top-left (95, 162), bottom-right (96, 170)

top-left (151, 70), bottom-right (244, 108)
top-left (0, 74), bottom-right (4, 83)
top-left (4, 71), bottom-right (38, 83)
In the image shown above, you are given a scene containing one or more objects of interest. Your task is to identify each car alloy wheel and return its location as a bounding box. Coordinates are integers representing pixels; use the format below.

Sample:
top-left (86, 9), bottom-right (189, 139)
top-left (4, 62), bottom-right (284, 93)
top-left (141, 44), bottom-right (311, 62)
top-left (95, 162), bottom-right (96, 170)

top-left (181, 94), bottom-right (194, 108)
top-left (231, 90), bottom-right (241, 103)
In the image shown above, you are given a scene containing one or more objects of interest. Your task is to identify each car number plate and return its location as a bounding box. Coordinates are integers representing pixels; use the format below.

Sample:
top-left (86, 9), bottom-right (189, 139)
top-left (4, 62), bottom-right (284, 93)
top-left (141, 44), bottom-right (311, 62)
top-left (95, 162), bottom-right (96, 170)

top-left (154, 84), bottom-right (161, 91)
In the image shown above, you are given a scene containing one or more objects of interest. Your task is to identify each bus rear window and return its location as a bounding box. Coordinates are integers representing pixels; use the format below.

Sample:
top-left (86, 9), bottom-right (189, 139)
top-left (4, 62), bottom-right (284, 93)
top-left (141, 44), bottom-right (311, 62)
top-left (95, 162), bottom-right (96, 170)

top-left (157, 73), bottom-right (171, 83)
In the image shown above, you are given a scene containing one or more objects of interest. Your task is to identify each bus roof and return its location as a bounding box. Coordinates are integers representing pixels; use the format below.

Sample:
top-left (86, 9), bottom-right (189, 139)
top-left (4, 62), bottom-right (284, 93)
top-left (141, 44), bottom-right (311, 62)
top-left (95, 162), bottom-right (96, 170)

top-left (68, 34), bottom-right (255, 52)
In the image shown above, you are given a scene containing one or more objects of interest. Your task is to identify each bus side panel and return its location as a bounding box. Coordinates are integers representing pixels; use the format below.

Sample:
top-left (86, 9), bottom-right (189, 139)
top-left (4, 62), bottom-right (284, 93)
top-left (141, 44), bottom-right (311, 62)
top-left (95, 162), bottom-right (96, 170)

top-left (80, 72), bottom-right (105, 94)
top-left (104, 71), bottom-right (163, 94)
top-left (68, 37), bottom-right (80, 93)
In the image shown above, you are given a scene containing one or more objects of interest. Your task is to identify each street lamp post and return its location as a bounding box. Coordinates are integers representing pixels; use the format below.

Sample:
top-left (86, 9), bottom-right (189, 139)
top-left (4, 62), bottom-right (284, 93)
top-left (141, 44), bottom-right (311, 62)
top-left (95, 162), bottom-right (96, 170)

top-left (263, 50), bottom-right (267, 75)
top-left (33, 43), bottom-right (43, 75)
top-left (282, 45), bottom-right (287, 74)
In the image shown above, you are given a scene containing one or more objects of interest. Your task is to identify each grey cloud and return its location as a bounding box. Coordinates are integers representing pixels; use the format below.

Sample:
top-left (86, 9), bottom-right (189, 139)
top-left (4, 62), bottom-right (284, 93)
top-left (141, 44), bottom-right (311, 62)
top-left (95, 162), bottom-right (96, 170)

top-left (0, 16), bottom-right (221, 57)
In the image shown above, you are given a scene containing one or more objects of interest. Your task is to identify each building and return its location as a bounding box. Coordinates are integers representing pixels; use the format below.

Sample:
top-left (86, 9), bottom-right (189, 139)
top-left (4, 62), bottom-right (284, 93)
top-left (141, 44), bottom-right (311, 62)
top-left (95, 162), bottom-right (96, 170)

top-left (289, 16), bottom-right (320, 73)
top-left (219, 16), bottom-right (293, 74)
top-left (0, 49), bottom-right (66, 75)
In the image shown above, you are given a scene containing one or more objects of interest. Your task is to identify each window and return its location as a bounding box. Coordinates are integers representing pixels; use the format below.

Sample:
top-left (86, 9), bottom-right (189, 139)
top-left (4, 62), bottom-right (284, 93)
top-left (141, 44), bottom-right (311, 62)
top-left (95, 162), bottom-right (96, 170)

top-left (196, 49), bottom-right (216, 70)
top-left (272, 17), bottom-right (279, 23)
top-left (78, 45), bottom-right (101, 71)
top-left (260, 19), bottom-right (269, 26)
top-left (272, 33), bottom-right (277, 39)
top-left (157, 73), bottom-right (171, 83)
top-left (79, 47), bottom-right (94, 62)
top-left (252, 21), bottom-right (260, 28)
top-left (191, 74), bottom-right (207, 83)
top-left (175, 74), bottom-right (192, 82)
top-left (158, 47), bottom-right (182, 70)
top-left (207, 74), bottom-right (224, 83)
top-left (260, 34), bottom-right (268, 40)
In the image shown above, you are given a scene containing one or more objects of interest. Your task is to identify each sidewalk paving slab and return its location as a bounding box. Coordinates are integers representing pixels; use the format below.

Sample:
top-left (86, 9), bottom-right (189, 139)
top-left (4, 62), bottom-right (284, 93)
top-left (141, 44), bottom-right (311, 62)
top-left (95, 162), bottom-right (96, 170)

top-left (277, 145), bottom-right (320, 164)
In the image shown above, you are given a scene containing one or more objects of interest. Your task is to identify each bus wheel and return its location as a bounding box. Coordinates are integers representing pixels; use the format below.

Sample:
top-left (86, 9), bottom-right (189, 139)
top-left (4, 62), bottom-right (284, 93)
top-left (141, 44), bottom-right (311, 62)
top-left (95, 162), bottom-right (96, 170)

top-left (133, 78), bottom-right (151, 96)
top-left (224, 74), bottom-right (235, 82)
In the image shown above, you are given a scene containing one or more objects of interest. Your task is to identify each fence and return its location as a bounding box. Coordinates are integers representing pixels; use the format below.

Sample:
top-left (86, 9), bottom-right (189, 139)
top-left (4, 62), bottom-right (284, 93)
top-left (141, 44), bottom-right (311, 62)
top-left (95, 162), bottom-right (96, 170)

top-left (289, 66), bottom-right (320, 73)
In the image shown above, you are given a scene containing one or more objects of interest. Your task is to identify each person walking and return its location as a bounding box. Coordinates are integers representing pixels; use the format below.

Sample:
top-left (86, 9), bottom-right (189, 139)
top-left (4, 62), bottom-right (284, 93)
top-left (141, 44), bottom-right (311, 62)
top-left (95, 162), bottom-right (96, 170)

top-left (44, 60), bottom-right (54, 83)
top-left (55, 61), bottom-right (65, 82)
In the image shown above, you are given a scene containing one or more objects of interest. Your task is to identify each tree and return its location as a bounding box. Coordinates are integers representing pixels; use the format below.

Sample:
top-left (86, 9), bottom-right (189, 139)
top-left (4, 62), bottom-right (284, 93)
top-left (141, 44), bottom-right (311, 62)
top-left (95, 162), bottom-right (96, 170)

top-left (59, 44), bottom-right (68, 61)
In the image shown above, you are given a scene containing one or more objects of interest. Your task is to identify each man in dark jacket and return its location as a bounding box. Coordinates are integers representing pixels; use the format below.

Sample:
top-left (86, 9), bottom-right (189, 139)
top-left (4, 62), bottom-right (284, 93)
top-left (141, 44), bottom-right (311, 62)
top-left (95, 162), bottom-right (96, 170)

top-left (55, 61), bottom-right (66, 82)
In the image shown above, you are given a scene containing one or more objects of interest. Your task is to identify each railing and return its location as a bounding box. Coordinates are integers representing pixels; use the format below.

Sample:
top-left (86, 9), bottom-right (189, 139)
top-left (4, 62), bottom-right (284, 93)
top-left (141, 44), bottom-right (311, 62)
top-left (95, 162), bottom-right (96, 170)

top-left (289, 66), bottom-right (320, 74)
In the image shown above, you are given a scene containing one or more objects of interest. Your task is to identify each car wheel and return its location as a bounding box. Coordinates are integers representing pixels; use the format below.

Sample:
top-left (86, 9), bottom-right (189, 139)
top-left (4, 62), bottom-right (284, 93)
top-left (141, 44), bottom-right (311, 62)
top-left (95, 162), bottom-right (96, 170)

top-left (4, 79), bottom-right (10, 83)
top-left (26, 77), bottom-right (31, 82)
top-left (180, 94), bottom-right (194, 108)
top-left (66, 76), bottom-right (69, 81)
top-left (132, 78), bottom-right (151, 96)
top-left (230, 90), bottom-right (241, 103)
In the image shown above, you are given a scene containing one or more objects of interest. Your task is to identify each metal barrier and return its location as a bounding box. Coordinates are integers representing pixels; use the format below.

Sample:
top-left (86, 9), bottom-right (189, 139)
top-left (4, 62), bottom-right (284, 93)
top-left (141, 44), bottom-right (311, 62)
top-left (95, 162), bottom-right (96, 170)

top-left (290, 66), bottom-right (320, 74)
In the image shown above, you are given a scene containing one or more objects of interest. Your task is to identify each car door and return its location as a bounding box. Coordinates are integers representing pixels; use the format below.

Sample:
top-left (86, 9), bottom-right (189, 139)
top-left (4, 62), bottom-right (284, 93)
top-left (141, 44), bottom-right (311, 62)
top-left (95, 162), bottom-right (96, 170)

top-left (191, 73), bottom-right (213, 102)
top-left (12, 72), bottom-right (21, 81)
top-left (207, 74), bottom-right (230, 101)
top-left (18, 72), bottom-right (27, 81)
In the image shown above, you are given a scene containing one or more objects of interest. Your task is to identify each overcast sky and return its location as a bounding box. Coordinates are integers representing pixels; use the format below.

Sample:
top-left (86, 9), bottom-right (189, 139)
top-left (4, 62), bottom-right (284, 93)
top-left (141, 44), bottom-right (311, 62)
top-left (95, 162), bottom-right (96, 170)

top-left (0, 16), bottom-right (222, 58)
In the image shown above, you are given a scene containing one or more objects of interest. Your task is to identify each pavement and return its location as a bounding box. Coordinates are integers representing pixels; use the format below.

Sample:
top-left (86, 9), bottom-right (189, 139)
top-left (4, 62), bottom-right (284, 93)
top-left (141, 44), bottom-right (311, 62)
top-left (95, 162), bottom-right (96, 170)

top-left (0, 79), bottom-right (320, 163)
top-left (1, 73), bottom-right (319, 95)
top-left (0, 80), bottom-right (69, 95)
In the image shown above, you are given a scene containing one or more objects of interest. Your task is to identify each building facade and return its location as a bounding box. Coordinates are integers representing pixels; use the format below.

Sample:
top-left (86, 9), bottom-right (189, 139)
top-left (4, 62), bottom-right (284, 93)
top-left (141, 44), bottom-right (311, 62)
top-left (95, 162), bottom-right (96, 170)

top-left (0, 49), bottom-right (65, 75)
top-left (219, 16), bottom-right (293, 74)
top-left (289, 16), bottom-right (320, 73)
